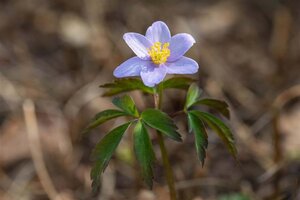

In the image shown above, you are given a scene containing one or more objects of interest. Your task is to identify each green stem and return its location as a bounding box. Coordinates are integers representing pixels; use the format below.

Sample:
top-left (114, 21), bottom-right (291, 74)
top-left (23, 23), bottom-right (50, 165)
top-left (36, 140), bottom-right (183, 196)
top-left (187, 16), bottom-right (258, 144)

top-left (154, 89), bottom-right (177, 200)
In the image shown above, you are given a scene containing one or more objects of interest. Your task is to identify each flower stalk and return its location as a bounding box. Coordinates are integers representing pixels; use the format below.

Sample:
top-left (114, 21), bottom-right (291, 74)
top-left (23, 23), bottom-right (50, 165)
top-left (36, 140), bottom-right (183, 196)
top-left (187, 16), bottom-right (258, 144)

top-left (154, 88), bottom-right (177, 200)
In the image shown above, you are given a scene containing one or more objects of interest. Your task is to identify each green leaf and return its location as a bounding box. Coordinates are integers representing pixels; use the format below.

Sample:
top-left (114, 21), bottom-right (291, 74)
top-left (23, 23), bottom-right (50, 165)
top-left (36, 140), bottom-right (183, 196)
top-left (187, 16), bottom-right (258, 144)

top-left (101, 78), bottom-right (155, 96)
top-left (158, 77), bottom-right (196, 91)
top-left (82, 109), bottom-right (128, 135)
top-left (141, 108), bottom-right (182, 142)
top-left (193, 98), bottom-right (230, 119)
top-left (90, 122), bottom-right (131, 193)
top-left (191, 110), bottom-right (237, 158)
top-left (185, 83), bottom-right (202, 109)
top-left (188, 112), bottom-right (208, 166)
top-left (133, 120), bottom-right (156, 188)
top-left (112, 95), bottom-right (139, 117)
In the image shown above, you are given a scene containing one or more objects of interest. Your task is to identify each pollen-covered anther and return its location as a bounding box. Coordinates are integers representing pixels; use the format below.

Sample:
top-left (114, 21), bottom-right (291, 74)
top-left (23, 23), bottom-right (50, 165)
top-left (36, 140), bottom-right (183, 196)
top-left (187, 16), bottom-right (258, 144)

top-left (148, 42), bottom-right (170, 65)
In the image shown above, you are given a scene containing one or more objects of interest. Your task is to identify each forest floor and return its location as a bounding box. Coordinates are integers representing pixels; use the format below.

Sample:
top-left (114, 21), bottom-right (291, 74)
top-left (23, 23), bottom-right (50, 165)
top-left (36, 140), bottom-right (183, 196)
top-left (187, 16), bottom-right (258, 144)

top-left (0, 0), bottom-right (300, 199)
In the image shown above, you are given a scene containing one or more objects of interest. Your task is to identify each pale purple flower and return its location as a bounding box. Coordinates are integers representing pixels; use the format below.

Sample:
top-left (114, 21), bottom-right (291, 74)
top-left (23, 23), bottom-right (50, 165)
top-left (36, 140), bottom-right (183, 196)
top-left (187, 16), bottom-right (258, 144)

top-left (113, 21), bottom-right (198, 87)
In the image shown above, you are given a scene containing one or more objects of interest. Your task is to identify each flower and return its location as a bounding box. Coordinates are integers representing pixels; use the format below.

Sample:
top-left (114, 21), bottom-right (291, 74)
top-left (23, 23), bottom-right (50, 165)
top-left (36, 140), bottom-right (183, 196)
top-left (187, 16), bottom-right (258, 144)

top-left (113, 21), bottom-right (199, 87)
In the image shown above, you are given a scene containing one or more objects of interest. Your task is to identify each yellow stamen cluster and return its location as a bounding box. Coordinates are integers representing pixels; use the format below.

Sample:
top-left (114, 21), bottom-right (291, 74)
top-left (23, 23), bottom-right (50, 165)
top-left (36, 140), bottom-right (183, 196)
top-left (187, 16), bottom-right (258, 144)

top-left (148, 42), bottom-right (170, 65)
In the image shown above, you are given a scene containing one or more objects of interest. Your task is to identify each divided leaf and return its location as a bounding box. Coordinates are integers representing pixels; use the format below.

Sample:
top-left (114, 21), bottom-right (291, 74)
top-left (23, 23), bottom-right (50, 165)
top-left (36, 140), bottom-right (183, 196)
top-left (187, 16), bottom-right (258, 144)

top-left (101, 78), bottom-right (154, 96)
top-left (112, 95), bottom-right (139, 117)
top-left (191, 111), bottom-right (237, 158)
top-left (188, 112), bottom-right (208, 166)
top-left (185, 83), bottom-right (202, 109)
top-left (82, 109), bottom-right (128, 135)
top-left (90, 122), bottom-right (131, 192)
top-left (159, 77), bottom-right (196, 91)
top-left (133, 120), bottom-right (156, 188)
top-left (193, 98), bottom-right (230, 119)
top-left (141, 109), bottom-right (182, 142)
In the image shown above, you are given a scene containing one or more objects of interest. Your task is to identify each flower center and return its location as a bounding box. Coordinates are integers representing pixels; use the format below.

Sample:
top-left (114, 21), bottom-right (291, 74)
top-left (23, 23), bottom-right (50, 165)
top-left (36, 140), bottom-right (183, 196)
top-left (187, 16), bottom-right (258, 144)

top-left (148, 42), bottom-right (170, 65)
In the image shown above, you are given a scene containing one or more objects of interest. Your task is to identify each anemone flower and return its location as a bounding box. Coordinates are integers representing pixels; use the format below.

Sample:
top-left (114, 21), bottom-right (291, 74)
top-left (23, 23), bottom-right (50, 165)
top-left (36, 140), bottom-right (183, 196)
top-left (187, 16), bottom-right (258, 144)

top-left (113, 21), bottom-right (199, 87)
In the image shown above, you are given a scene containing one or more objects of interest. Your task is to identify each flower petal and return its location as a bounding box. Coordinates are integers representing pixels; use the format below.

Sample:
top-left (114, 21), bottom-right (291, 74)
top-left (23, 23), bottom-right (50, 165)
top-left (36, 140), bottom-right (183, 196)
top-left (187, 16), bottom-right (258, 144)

top-left (114, 56), bottom-right (152, 78)
top-left (140, 65), bottom-right (167, 87)
top-left (168, 33), bottom-right (196, 62)
top-left (165, 56), bottom-right (199, 74)
top-left (123, 33), bottom-right (152, 60)
top-left (146, 21), bottom-right (171, 44)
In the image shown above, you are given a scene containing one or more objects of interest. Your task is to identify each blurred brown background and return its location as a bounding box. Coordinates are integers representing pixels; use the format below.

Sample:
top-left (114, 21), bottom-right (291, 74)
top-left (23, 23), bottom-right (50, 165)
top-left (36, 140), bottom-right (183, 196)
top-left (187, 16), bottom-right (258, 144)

top-left (0, 0), bottom-right (300, 199)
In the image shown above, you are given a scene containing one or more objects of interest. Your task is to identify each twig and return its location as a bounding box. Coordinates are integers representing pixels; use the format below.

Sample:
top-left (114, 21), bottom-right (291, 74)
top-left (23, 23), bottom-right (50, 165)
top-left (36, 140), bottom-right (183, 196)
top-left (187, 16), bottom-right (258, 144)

top-left (0, 72), bottom-right (21, 110)
top-left (23, 99), bottom-right (63, 200)
top-left (97, 166), bottom-right (116, 200)
top-left (175, 177), bottom-right (239, 190)
top-left (5, 162), bottom-right (35, 199)
top-left (271, 84), bottom-right (300, 197)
